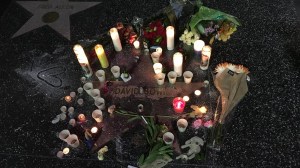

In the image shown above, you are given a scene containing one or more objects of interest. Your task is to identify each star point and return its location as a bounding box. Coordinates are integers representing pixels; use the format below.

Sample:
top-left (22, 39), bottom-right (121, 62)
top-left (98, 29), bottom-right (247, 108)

top-left (13, 0), bottom-right (101, 40)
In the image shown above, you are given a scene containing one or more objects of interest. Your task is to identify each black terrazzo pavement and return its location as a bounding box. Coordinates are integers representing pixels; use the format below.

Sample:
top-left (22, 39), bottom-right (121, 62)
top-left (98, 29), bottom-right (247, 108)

top-left (0, 0), bottom-right (299, 167)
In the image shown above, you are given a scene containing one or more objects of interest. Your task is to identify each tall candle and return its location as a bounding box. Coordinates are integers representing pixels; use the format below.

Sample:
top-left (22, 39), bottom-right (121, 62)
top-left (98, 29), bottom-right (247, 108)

top-left (95, 44), bottom-right (109, 68)
top-left (110, 28), bottom-right (122, 51)
top-left (173, 52), bottom-right (183, 77)
top-left (73, 44), bottom-right (93, 77)
top-left (166, 26), bottom-right (175, 50)
top-left (173, 97), bottom-right (186, 113)
top-left (200, 45), bottom-right (212, 70)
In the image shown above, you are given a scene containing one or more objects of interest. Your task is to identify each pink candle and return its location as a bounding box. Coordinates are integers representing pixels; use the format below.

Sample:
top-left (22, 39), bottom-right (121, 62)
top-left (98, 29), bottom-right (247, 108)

top-left (173, 97), bottom-right (186, 113)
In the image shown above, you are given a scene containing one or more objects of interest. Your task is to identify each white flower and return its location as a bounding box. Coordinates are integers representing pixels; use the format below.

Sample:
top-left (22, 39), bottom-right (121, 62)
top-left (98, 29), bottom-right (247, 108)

top-left (227, 63), bottom-right (236, 72)
top-left (184, 29), bottom-right (188, 34)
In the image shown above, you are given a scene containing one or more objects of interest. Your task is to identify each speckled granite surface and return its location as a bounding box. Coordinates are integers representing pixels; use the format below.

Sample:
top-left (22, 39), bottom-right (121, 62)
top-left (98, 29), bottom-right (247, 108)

top-left (0, 0), bottom-right (299, 167)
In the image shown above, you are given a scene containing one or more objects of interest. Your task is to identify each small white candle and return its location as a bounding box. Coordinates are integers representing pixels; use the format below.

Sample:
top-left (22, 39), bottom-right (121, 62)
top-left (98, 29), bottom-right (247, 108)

top-left (166, 26), bottom-right (175, 50)
top-left (200, 45), bottom-right (212, 70)
top-left (173, 52), bottom-right (183, 77)
top-left (92, 110), bottom-right (103, 123)
top-left (194, 90), bottom-right (201, 96)
top-left (153, 63), bottom-right (163, 74)
top-left (83, 82), bottom-right (93, 96)
top-left (183, 96), bottom-right (190, 102)
top-left (111, 66), bottom-right (121, 78)
top-left (94, 97), bottom-right (106, 110)
top-left (91, 89), bottom-right (101, 100)
top-left (91, 127), bottom-right (98, 134)
top-left (133, 40), bottom-right (140, 49)
top-left (110, 28), bottom-right (122, 51)
top-left (95, 70), bottom-right (105, 83)
top-left (151, 52), bottom-right (161, 63)
top-left (167, 71), bottom-right (177, 84)
top-left (155, 73), bottom-right (165, 85)
top-left (194, 40), bottom-right (205, 52)
top-left (163, 132), bottom-right (174, 145)
top-left (177, 119), bottom-right (188, 132)
top-left (63, 147), bottom-right (70, 155)
top-left (73, 44), bottom-right (93, 77)
top-left (183, 71), bottom-right (193, 84)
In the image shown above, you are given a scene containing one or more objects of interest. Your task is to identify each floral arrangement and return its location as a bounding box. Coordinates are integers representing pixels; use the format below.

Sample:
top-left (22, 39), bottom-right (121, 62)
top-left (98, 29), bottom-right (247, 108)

top-left (188, 5), bottom-right (240, 44)
top-left (143, 19), bottom-right (167, 47)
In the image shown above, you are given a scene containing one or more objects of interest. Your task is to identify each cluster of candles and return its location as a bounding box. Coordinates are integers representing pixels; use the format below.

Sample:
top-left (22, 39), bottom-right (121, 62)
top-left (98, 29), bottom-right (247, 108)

top-left (172, 89), bottom-right (205, 113)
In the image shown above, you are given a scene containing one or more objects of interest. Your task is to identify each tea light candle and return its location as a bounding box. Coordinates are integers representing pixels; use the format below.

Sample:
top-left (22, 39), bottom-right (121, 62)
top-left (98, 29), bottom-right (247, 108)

top-left (63, 147), bottom-right (70, 155)
top-left (200, 45), bottom-right (212, 70)
top-left (64, 96), bottom-right (72, 103)
top-left (70, 92), bottom-right (76, 98)
top-left (173, 52), bottom-right (183, 77)
top-left (194, 90), bottom-right (201, 97)
top-left (166, 26), bottom-right (175, 50)
top-left (73, 44), bottom-right (93, 77)
top-left (110, 28), bottom-right (122, 51)
top-left (91, 127), bottom-right (98, 134)
top-left (183, 96), bottom-right (190, 102)
top-left (177, 119), bottom-right (188, 132)
top-left (153, 63), bottom-right (163, 74)
top-left (94, 97), bottom-right (106, 110)
top-left (95, 44), bottom-right (109, 68)
top-left (173, 97), bottom-right (186, 113)
top-left (78, 114), bottom-right (86, 122)
top-left (183, 71), bottom-right (193, 84)
top-left (194, 40), bottom-right (205, 52)
top-left (133, 40), bottom-right (140, 49)
top-left (155, 73), bottom-right (165, 85)
top-left (111, 66), bottom-right (121, 78)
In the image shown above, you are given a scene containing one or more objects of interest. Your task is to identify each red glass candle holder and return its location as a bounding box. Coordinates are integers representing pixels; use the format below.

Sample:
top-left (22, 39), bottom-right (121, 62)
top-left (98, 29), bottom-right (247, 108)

top-left (173, 97), bottom-right (186, 113)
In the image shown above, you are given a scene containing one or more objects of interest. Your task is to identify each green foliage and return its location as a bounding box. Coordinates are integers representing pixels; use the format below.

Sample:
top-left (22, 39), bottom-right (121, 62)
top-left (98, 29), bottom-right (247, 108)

top-left (138, 118), bottom-right (173, 167)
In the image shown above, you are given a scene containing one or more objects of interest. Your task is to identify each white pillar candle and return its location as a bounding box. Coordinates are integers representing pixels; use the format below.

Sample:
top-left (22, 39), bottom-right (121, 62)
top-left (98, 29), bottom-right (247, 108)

top-left (173, 52), bottom-right (183, 77)
top-left (153, 63), bottom-right (163, 74)
top-left (95, 44), bottom-right (109, 68)
top-left (166, 26), bottom-right (175, 50)
top-left (111, 66), bottom-right (121, 78)
top-left (91, 89), bottom-right (101, 99)
top-left (167, 71), bottom-right (177, 84)
top-left (73, 44), bottom-right (93, 77)
top-left (133, 40), bottom-right (140, 49)
top-left (96, 70), bottom-right (105, 83)
top-left (200, 45), bottom-right (212, 70)
top-left (155, 73), bottom-right (165, 85)
top-left (177, 118), bottom-right (188, 132)
top-left (183, 71), bottom-right (193, 84)
top-left (163, 132), bottom-right (174, 145)
top-left (110, 28), bottom-right (122, 51)
top-left (92, 110), bottom-right (103, 123)
top-left (193, 40), bottom-right (205, 52)
top-left (151, 52), bottom-right (161, 63)
top-left (94, 97), bottom-right (106, 110)
top-left (83, 82), bottom-right (93, 96)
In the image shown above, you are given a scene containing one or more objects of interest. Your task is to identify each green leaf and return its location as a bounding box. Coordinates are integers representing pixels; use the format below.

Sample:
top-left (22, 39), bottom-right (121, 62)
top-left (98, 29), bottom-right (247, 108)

top-left (138, 154), bottom-right (145, 165)
top-left (144, 152), bottom-right (158, 164)
top-left (158, 145), bottom-right (171, 152)
top-left (158, 149), bottom-right (173, 155)
top-left (145, 131), bottom-right (151, 144)
top-left (151, 142), bottom-right (163, 152)
top-left (196, 23), bottom-right (205, 34)
top-left (147, 125), bottom-right (154, 139)
top-left (127, 116), bottom-right (141, 123)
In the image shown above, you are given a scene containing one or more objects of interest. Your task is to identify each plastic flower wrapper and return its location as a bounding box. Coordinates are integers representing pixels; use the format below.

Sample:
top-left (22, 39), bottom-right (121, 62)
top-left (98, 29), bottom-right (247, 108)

top-left (209, 62), bottom-right (249, 149)
top-left (188, 3), bottom-right (240, 44)
top-left (214, 62), bottom-right (249, 124)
